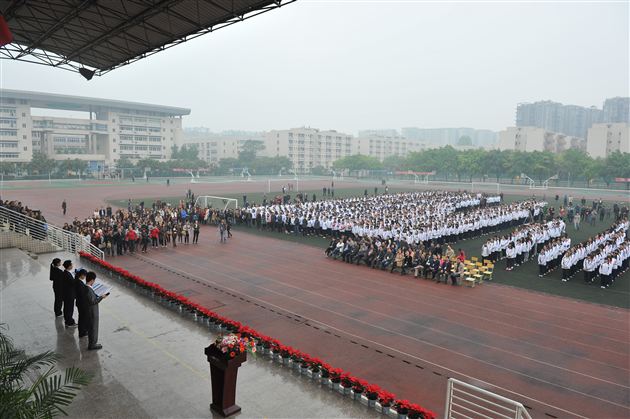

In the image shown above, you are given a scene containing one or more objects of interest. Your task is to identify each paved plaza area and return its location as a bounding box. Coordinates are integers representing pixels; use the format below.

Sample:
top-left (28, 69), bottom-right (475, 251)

top-left (0, 248), bottom-right (380, 418)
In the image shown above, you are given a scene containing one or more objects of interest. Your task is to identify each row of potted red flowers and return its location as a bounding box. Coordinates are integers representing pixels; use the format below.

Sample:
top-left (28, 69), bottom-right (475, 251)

top-left (79, 252), bottom-right (435, 419)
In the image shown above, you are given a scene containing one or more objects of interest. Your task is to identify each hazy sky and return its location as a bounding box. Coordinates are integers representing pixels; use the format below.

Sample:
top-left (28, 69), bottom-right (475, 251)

top-left (1, 0), bottom-right (628, 134)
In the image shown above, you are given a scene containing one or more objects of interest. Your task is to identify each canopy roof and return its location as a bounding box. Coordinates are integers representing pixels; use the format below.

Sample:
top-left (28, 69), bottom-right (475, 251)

top-left (0, 0), bottom-right (295, 76)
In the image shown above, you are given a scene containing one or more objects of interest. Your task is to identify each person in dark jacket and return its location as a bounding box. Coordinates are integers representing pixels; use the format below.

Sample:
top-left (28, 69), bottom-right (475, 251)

top-left (74, 269), bottom-right (89, 338)
top-left (50, 258), bottom-right (63, 317)
top-left (85, 271), bottom-right (108, 350)
top-left (61, 260), bottom-right (77, 327)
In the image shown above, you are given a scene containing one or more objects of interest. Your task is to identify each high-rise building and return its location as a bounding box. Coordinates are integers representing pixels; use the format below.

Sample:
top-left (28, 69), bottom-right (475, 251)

top-left (0, 89), bottom-right (189, 170)
top-left (401, 127), bottom-right (497, 147)
top-left (603, 97), bottom-right (630, 123)
top-left (514, 99), bottom-right (630, 138)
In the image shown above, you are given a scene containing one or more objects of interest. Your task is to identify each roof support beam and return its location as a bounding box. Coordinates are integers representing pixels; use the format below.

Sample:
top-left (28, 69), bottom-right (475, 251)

top-left (59, 0), bottom-right (186, 67)
top-left (16, 0), bottom-right (96, 59)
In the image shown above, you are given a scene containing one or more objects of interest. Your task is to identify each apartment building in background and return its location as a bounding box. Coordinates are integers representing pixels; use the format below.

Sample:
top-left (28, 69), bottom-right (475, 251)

top-left (401, 127), bottom-right (497, 147)
top-left (182, 129), bottom-right (265, 165)
top-left (498, 126), bottom-right (586, 153)
top-left (586, 123), bottom-right (630, 159)
top-left (354, 134), bottom-right (425, 161)
top-left (260, 127), bottom-right (429, 173)
top-left (0, 89), bottom-right (189, 170)
top-left (263, 127), bottom-right (354, 173)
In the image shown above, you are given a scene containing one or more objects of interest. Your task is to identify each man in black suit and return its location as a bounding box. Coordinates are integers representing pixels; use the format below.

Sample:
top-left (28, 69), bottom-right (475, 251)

top-left (85, 271), bottom-right (108, 350)
top-left (61, 260), bottom-right (77, 327)
top-left (50, 258), bottom-right (64, 317)
top-left (74, 269), bottom-right (89, 338)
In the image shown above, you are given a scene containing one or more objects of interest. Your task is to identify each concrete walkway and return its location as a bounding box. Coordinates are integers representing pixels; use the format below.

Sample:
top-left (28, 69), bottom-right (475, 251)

top-left (0, 248), bottom-right (380, 418)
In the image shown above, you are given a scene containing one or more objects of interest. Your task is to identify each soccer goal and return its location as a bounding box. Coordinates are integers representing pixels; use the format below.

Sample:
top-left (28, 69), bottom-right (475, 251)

top-left (471, 182), bottom-right (501, 194)
top-left (195, 195), bottom-right (239, 210)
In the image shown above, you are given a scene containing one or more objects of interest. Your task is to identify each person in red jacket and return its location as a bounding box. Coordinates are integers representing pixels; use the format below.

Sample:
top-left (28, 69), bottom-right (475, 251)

top-left (150, 226), bottom-right (160, 248)
top-left (125, 227), bottom-right (137, 253)
top-left (457, 248), bottom-right (466, 263)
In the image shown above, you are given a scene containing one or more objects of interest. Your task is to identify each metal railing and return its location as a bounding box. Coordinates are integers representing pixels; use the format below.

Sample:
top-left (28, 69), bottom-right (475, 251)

top-left (445, 378), bottom-right (532, 419)
top-left (0, 206), bottom-right (104, 260)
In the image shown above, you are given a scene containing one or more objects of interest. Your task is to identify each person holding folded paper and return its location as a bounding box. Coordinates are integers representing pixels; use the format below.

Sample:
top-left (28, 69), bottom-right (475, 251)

top-left (85, 271), bottom-right (109, 350)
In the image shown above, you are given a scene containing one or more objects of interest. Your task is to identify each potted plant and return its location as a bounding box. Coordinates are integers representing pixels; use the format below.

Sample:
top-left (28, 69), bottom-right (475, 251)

top-left (320, 366), bottom-right (331, 386)
top-left (362, 384), bottom-right (380, 407)
top-left (329, 368), bottom-right (343, 391)
top-left (351, 379), bottom-right (367, 401)
top-left (0, 324), bottom-right (91, 417)
top-left (204, 334), bottom-right (256, 417)
top-left (394, 399), bottom-right (412, 419)
top-left (376, 390), bottom-right (395, 415)
top-left (407, 403), bottom-right (436, 419)
top-left (340, 373), bottom-right (353, 395)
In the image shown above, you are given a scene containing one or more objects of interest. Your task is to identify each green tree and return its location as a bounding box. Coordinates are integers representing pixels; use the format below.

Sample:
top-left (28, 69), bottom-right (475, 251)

top-left (556, 149), bottom-right (592, 186)
top-left (457, 149), bottom-right (484, 182)
top-left (215, 158), bottom-right (240, 175)
top-left (115, 157), bottom-right (134, 169)
top-left (382, 155), bottom-right (408, 171)
top-left (171, 145), bottom-right (199, 160)
top-left (456, 135), bottom-right (473, 146)
top-left (249, 156), bottom-right (292, 175)
top-left (238, 140), bottom-right (265, 163)
top-left (0, 324), bottom-right (91, 417)
top-left (332, 154), bottom-right (383, 171)
top-left (27, 152), bottom-right (57, 175)
top-left (481, 149), bottom-right (507, 182)
top-left (605, 151), bottom-right (630, 189)
top-left (310, 166), bottom-right (329, 176)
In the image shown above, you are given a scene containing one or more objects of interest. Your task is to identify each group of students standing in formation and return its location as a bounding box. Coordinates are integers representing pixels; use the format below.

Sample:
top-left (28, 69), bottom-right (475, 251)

top-left (239, 191), bottom-right (545, 244)
top-left (481, 218), bottom-right (567, 271)
top-left (559, 219), bottom-right (629, 288)
top-left (480, 201), bottom-right (629, 289)
top-left (49, 258), bottom-right (107, 350)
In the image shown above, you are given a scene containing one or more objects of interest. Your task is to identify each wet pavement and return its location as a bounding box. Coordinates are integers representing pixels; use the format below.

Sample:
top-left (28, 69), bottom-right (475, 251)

top-left (0, 248), bottom-right (381, 418)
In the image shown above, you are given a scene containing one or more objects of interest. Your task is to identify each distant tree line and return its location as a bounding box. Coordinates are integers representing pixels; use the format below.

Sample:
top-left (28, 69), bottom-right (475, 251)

top-left (332, 146), bottom-right (630, 187)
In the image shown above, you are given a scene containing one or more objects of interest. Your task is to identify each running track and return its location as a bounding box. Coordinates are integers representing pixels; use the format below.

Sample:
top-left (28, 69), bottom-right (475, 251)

top-left (107, 229), bottom-right (629, 419)
top-left (4, 180), bottom-right (630, 418)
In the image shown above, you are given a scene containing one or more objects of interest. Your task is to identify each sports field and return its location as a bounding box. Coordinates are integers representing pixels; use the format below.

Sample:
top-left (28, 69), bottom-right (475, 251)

top-left (106, 182), bottom-right (630, 308)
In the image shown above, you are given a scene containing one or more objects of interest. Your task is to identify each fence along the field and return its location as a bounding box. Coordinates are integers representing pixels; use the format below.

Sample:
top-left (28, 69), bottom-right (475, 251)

top-left (0, 206), bottom-right (104, 259)
top-left (444, 378), bottom-right (532, 419)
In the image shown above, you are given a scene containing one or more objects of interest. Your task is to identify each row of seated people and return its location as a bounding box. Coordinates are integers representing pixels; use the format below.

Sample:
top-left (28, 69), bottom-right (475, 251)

top-left (325, 236), bottom-right (477, 285)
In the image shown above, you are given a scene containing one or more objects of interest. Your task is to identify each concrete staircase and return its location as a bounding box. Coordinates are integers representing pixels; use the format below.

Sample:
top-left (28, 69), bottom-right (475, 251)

top-left (0, 230), bottom-right (62, 255)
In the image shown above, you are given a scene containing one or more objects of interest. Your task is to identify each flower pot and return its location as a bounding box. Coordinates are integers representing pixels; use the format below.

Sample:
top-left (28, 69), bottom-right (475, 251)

top-left (335, 383), bottom-right (344, 394)
top-left (299, 365), bottom-right (309, 375)
top-left (351, 390), bottom-right (362, 400)
top-left (311, 370), bottom-right (321, 381)
top-left (281, 356), bottom-right (290, 366)
top-left (320, 376), bottom-right (330, 386)
top-left (343, 386), bottom-right (352, 396)
top-left (204, 344), bottom-right (247, 417)
top-left (396, 412), bottom-right (408, 419)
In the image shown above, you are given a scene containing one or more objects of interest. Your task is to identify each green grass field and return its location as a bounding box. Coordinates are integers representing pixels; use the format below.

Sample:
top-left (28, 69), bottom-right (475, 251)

top-left (108, 186), bottom-right (629, 308)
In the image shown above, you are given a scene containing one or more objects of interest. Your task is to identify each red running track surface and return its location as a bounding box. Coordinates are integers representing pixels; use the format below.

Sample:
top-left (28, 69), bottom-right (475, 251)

top-left (109, 227), bottom-right (629, 419)
top-left (4, 180), bottom-right (630, 418)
